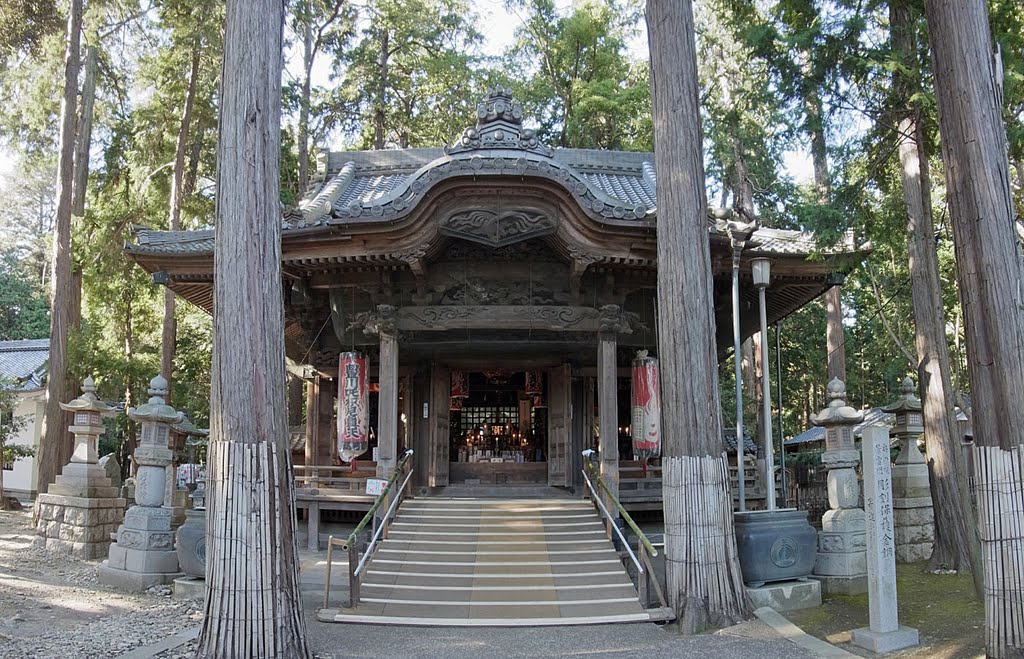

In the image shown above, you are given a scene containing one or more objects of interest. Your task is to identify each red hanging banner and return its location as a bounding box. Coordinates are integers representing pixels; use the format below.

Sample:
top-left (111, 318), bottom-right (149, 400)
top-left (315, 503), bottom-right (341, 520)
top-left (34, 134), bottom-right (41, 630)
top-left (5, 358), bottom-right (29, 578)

top-left (451, 370), bottom-right (469, 399)
top-left (524, 370), bottom-right (543, 396)
top-left (631, 350), bottom-right (661, 464)
top-left (337, 351), bottom-right (369, 463)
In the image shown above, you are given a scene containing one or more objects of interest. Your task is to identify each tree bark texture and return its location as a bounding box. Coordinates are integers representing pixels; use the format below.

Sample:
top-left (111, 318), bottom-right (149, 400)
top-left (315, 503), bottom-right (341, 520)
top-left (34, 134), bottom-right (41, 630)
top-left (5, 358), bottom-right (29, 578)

top-left (646, 0), bottom-right (750, 632)
top-left (198, 0), bottom-right (309, 655)
top-left (373, 30), bottom-right (388, 150)
top-left (72, 45), bottom-right (97, 217)
top-left (889, 0), bottom-right (982, 593)
top-left (298, 8), bottom-right (312, 192)
top-left (36, 0), bottom-right (82, 499)
top-left (161, 45), bottom-right (201, 397)
top-left (924, 0), bottom-right (1024, 655)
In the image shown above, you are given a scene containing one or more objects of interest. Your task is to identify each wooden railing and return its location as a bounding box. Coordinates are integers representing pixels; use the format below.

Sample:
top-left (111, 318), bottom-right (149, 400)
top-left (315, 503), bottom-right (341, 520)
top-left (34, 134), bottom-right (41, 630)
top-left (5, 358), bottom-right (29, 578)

top-left (581, 458), bottom-right (672, 620)
top-left (294, 463), bottom-right (378, 495)
top-left (322, 450), bottom-right (414, 609)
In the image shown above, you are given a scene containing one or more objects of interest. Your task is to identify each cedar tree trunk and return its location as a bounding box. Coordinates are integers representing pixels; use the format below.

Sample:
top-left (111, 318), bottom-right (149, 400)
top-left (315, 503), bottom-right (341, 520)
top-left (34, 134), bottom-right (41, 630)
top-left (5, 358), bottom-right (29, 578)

top-left (924, 0), bottom-right (1024, 655)
top-left (36, 0), bottom-right (82, 498)
top-left (646, 0), bottom-right (750, 632)
top-left (197, 0), bottom-right (309, 655)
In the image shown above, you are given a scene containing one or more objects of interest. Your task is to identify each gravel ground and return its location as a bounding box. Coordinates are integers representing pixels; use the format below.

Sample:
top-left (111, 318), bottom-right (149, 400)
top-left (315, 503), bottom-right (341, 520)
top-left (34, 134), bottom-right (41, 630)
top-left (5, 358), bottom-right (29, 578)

top-left (0, 510), bottom-right (202, 659)
top-left (0, 509), bottom-right (815, 659)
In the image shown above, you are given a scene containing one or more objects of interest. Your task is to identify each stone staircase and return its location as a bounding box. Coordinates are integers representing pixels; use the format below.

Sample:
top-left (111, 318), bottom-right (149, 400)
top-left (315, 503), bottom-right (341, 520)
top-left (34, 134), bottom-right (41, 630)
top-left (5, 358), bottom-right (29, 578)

top-left (322, 497), bottom-right (655, 626)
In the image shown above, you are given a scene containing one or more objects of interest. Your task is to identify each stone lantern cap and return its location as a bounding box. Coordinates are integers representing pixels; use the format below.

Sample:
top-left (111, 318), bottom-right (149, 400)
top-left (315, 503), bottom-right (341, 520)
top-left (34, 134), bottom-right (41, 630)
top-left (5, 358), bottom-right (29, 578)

top-left (811, 378), bottom-right (864, 427)
top-left (172, 415), bottom-right (210, 437)
top-left (881, 377), bottom-right (922, 414)
top-left (59, 376), bottom-right (116, 416)
top-left (128, 375), bottom-right (185, 425)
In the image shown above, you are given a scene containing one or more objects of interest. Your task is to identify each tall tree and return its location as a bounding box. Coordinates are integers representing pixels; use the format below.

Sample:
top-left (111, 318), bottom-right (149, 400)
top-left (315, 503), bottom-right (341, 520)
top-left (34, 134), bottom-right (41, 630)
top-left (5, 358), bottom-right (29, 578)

top-left (889, 0), bottom-right (982, 590)
top-left (924, 0), bottom-right (1024, 654)
top-left (647, 0), bottom-right (749, 632)
top-left (198, 0), bottom-right (309, 655)
top-left (36, 0), bottom-right (82, 498)
top-left (335, 0), bottom-right (481, 150)
top-left (508, 0), bottom-right (649, 150)
top-left (161, 42), bottom-right (201, 399)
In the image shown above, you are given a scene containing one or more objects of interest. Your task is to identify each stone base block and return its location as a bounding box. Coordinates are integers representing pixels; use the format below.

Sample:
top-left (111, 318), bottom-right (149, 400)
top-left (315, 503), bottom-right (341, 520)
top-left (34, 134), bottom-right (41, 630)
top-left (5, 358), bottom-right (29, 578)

top-left (98, 562), bottom-right (181, 591)
top-left (851, 625), bottom-right (919, 653)
top-left (897, 542), bottom-right (933, 563)
top-left (106, 544), bottom-right (179, 574)
top-left (123, 506), bottom-right (173, 531)
top-left (815, 550), bottom-right (866, 575)
top-left (36, 537), bottom-right (112, 559)
top-left (746, 579), bottom-right (821, 612)
top-left (810, 573), bottom-right (868, 595)
top-left (173, 576), bottom-right (207, 600)
top-left (895, 523), bottom-right (934, 546)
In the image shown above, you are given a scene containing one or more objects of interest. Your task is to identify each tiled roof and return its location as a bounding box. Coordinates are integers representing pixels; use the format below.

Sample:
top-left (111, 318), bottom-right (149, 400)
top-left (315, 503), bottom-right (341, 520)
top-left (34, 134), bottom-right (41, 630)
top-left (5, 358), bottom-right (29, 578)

top-left (723, 427), bottom-right (757, 454)
top-left (0, 339), bottom-right (49, 391)
top-left (125, 90), bottom-right (865, 258)
top-left (127, 228), bottom-right (214, 256)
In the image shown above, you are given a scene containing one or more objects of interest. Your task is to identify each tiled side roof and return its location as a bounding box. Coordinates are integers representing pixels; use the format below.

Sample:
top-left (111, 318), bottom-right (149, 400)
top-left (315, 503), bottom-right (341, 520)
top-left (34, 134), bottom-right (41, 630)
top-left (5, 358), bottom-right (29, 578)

top-left (0, 339), bottom-right (49, 391)
top-left (786, 407), bottom-right (893, 446)
top-left (127, 228), bottom-right (214, 256)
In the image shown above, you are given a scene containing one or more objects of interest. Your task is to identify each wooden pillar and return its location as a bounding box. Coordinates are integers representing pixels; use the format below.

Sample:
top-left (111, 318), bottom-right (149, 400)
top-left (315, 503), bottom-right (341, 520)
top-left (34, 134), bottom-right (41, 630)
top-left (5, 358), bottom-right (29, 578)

top-left (304, 375), bottom-right (320, 469)
top-left (377, 330), bottom-right (399, 480)
top-left (598, 331), bottom-right (619, 515)
top-left (376, 330), bottom-right (399, 525)
top-left (316, 379), bottom-right (334, 464)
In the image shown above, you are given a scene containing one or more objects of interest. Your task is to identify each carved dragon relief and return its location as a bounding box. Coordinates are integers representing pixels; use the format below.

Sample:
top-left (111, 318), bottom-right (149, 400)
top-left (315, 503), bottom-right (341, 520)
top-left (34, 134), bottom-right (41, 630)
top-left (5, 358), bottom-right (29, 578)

top-left (439, 208), bottom-right (557, 248)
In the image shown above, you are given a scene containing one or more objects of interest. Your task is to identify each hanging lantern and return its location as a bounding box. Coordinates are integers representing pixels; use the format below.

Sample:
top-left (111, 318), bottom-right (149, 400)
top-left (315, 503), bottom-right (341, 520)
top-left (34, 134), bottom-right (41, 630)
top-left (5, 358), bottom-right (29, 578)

top-left (631, 350), bottom-right (661, 468)
top-left (451, 370), bottom-right (469, 399)
top-left (524, 370), bottom-right (543, 396)
top-left (337, 351), bottom-right (369, 463)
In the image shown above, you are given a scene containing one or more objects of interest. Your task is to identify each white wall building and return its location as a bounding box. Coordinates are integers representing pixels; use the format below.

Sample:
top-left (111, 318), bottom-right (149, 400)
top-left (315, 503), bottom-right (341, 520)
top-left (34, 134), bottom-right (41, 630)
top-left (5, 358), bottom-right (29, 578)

top-left (1, 339), bottom-right (48, 500)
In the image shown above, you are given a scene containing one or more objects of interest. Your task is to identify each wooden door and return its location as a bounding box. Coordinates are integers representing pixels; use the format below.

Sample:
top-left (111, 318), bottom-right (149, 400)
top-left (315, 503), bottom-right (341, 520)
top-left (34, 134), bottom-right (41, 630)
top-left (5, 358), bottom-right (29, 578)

top-left (428, 364), bottom-right (451, 487)
top-left (548, 364), bottom-right (572, 487)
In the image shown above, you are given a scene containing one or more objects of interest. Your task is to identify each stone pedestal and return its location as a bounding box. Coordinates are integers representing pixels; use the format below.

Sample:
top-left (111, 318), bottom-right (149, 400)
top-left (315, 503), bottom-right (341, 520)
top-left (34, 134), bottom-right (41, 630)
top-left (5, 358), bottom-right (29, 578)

top-left (746, 579), bottom-right (821, 612)
top-left (810, 379), bottom-right (868, 595)
top-left (34, 377), bottom-right (125, 559)
top-left (100, 375), bottom-right (184, 590)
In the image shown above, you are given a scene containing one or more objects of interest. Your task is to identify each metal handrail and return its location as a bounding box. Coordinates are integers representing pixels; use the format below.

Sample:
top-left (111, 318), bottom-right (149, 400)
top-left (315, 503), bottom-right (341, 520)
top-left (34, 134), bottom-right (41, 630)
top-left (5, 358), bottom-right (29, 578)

top-left (341, 449), bottom-right (414, 550)
top-left (581, 467), bottom-right (644, 575)
top-left (582, 459), bottom-right (658, 558)
top-left (323, 449), bottom-right (414, 609)
top-left (355, 466), bottom-right (415, 577)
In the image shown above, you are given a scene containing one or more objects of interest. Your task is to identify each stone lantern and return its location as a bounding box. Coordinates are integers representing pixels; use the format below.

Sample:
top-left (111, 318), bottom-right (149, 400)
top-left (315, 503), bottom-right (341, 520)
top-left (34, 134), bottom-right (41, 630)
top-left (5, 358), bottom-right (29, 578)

top-left (811, 377), bottom-right (868, 594)
top-left (882, 377), bottom-right (934, 562)
top-left (34, 376), bottom-right (125, 558)
top-left (99, 375), bottom-right (185, 590)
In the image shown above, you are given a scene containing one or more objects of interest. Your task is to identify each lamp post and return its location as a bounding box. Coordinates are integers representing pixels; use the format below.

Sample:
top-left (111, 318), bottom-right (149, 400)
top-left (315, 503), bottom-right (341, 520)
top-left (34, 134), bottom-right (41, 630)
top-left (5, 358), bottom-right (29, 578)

top-left (728, 222), bottom-right (754, 511)
top-left (751, 257), bottom-right (776, 511)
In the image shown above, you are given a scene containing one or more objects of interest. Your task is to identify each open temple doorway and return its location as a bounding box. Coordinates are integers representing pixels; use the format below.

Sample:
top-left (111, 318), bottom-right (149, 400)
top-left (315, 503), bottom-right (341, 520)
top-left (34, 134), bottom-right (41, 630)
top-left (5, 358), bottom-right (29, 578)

top-left (448, 370), bottom-right (550, 485)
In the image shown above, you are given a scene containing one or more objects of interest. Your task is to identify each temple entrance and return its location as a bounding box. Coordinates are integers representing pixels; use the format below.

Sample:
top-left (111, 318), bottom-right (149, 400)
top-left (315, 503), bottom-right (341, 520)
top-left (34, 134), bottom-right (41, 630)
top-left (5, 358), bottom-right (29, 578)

top-left (448, 370), bottom-right (549, 485)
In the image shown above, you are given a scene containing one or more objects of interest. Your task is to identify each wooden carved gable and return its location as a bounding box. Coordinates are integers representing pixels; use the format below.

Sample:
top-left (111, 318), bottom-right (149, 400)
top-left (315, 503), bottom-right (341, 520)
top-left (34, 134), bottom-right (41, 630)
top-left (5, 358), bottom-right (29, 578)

top-left (438, 208), bottom-right (557, 248)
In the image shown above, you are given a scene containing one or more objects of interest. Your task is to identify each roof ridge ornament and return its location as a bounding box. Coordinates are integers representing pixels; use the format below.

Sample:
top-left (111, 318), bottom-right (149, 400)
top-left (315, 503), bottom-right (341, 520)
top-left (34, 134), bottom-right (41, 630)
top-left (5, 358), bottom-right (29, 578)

top-left (446, 87), bottom-right (553, 157)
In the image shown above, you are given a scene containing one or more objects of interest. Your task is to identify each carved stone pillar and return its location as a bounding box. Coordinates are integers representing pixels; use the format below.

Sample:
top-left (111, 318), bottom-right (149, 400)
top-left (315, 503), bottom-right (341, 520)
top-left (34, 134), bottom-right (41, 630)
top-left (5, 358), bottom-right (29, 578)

top-left (811, 378), bottom-right (868, 594)
top-left (883, 377), bottom-right (934, 563)
top-left (100, 375), bottom-right (184, 590)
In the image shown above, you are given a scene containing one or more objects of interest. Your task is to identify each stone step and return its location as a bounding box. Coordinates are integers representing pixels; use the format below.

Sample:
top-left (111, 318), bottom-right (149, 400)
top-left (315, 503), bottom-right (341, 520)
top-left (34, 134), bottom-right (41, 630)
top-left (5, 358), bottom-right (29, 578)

top-left (390, 520), bottom-right (603, 529)
top-left (362, 571), bottom-right (632, 587)
top-left (378, 538), bottom-right (610, 548)
top-left (320, 611), bottom-right (653, 626)
top-left (360, 582), bottom-right (640, 601)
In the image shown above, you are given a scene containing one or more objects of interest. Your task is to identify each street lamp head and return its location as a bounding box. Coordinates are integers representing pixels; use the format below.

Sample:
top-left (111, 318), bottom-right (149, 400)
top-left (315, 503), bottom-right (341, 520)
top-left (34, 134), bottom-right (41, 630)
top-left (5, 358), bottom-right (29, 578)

top-left (751, 257), bottom-right (772, 288)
